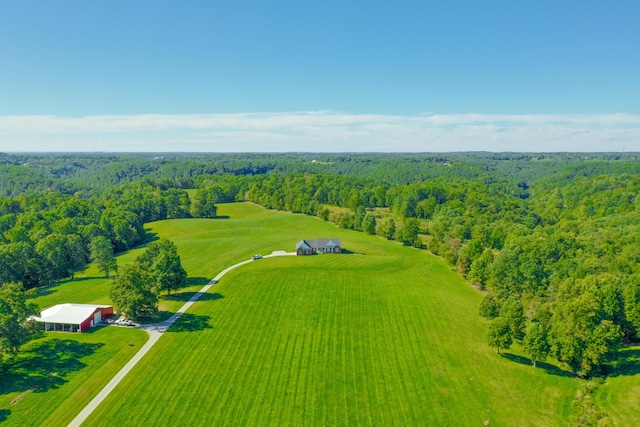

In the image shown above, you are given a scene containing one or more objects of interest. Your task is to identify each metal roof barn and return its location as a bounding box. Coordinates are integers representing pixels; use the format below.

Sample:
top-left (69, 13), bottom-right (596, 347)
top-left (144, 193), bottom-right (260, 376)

top-left (33, 303), bottom-right (114, 333)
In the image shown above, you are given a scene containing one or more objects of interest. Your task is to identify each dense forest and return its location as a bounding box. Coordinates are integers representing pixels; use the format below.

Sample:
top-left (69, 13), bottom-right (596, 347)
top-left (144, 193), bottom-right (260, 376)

top-left (1, 151), bottom-right (640, 379)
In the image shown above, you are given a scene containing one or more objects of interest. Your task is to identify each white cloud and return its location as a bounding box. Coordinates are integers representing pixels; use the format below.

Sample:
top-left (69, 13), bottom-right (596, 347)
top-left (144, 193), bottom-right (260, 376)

top-left (0, 111), bottom-right (639, 152)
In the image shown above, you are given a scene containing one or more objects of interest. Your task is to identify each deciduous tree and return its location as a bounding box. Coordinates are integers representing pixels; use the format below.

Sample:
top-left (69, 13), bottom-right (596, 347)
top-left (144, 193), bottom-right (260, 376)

top-left (89, 236), bottom-right (117, 278)
top-left (396, 218), bottom-right (419, 247)
top-left (479, 293), bottom-right (501, 319)
top-left (379, 218), bottom-right (396, 240)
top-left (0, 282), bottom-right (39, 360)
top-left (111, 264), bottom-right (158, 319)
top-left (487, 317), bottom-right (512, 354)
top-left (550, 279), bottom-right (623, 377)
top-left (500, 297), bottom-right (526, 341)
top-left (137, 239), bottom-right (187, 296)
top-left (523, 322), bottom-right (550, 368)
top-left (362, 213), bottom-right (376, 235)
top-left (35, 233), bottom-right (69, 283)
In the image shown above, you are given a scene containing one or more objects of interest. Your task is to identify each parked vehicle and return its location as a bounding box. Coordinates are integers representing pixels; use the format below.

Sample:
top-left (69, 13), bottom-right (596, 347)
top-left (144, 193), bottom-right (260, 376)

top-left (252, 254), bottom-right (262, 260)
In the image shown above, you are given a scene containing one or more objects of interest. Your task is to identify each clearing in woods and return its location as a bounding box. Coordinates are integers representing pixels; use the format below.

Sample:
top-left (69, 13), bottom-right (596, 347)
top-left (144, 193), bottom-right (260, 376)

top-left (83, 203), bottom-right (580, 426)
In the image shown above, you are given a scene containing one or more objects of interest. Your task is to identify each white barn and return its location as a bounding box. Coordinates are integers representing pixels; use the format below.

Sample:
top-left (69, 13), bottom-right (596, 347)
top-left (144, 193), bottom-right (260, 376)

top-left (33, 303), bottom-right (114, 333)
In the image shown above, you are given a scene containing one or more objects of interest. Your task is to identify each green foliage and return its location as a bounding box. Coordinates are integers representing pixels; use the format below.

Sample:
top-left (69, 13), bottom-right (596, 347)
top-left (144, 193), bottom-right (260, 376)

top-left (622, 279), bottom-right (640, 340)
top-left (396, 218), bottom-right (419, 247)
top-left (479, 293), bottom-right (501, 319)
top-left (523, 322), bottom-right (550, 368)
top-left (191, 186), bottom-right (219, 218)
top-left (0, 282), bottom-right (39, 360)
top-left (35, 234), bottom-right (71, 283)
top-left (378, 217), bottom-right (396, 240)
top-left (137, 240), bottom-right (187, 295)
top-left (65, 234), bottom-right (89, 279)
top-left (570, 380), bottom-right (609, 427)
top-left (338, 212), bottom-right (354, 229)
top-left (361, 213), bottom-right (376, 235)
top-left (89, 236), bottom-right (117, 279)
top-left (110, 264), bottom-right (158, 319)
top-left (500, 297), bottom-right (526, 341)
top-left (467, 248), bottom-right (494, 288)
top-left (0, 242), bottom-right (44, 288)
top-left (550, 279), bottom-right (623, 377)
top-left (100, 209), bottom-right (144, 251)
top-left (487, 317), bottom-right (513, 354)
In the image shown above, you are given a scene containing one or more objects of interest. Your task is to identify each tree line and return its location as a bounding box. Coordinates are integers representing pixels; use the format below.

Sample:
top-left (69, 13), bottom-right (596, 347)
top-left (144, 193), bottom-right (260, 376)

top-left (0, 179), bottom-right (218, 288)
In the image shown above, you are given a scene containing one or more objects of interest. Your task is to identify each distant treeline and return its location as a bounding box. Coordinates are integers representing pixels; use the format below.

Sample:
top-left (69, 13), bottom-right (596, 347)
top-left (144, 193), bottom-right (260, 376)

top-left (2, 151), bottom-right (640, 196)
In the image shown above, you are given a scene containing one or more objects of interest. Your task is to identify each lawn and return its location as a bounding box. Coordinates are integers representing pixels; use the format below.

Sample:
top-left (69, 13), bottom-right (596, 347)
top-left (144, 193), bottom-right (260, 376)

top-left (80, 203), bottom-right (582, 426)
top-left (0, 326), bottom-right (147, 427)
top-left (593, 346), bottom-right (640, 426)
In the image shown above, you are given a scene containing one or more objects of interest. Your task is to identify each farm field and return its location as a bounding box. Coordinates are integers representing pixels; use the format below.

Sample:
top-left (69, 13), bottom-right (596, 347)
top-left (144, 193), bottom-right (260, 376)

top-left (79, 203), bottom-right (581, 426)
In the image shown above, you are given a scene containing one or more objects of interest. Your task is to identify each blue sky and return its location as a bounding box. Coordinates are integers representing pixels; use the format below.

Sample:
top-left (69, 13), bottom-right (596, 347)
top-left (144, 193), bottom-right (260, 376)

top-left (1, 1), bottom-right (639, 152)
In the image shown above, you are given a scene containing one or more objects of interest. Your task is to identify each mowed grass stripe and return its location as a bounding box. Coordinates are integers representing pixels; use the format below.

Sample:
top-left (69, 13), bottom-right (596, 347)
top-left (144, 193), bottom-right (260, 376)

top-left (84, 203), bottom-right (581, 426)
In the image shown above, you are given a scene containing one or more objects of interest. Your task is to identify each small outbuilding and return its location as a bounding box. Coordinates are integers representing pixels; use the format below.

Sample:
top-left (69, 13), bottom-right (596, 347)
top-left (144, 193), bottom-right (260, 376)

top-left (296, 238), bottom-right (342, 255)
top-left (33, 303), bottom-right (114, 333)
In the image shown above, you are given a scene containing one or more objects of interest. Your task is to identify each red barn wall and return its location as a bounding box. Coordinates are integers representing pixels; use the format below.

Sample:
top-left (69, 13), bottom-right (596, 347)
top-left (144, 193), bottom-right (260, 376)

top-left (100, 306), bottom-right (114, 319)
top-left (80, 317), bottom-right (92, 332)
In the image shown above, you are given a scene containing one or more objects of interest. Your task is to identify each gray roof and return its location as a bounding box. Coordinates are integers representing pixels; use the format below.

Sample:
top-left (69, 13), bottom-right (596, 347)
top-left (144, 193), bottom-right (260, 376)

top-left (297, 238), bottom-right (341, 250)
top-left (296, 240), bottom-right (312, 250)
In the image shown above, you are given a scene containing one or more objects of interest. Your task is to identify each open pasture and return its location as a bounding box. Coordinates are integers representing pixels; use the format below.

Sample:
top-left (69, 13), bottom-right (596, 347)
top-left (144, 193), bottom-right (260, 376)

top-left (82, 203), bottom-right (579, 426)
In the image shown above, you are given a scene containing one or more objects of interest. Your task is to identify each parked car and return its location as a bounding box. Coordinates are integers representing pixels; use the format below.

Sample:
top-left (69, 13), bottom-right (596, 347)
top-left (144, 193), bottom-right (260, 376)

top-left (252, 254), bottom-right (262, 260)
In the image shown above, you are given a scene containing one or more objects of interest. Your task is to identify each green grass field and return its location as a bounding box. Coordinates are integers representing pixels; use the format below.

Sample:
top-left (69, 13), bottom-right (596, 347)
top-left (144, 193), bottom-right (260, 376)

top-left (0, 327), bottom-right (147, 426)
top-left (80, 203), bottom-right (581, 426)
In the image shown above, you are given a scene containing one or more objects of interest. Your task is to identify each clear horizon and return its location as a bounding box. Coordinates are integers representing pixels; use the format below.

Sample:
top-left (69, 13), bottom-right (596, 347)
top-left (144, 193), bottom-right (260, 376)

top-left (1, 1), bottom-right (638, 152)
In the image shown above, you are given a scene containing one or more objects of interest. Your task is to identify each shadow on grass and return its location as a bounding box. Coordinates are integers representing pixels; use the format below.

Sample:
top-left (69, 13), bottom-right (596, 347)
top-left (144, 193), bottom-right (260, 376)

top-left (78, 324), bottom-right (110, 335)
top-left (143, 228), bottom-right (159, 244)
top-left (340, 248), bottom-right (366, 255)
top-left (167, 313), bottom-right (213, 333)
top-left (501, 353), bottom-right (574, 378)
top-left (0, 409), bottom-right (8, 422)
top-left (0, 339), bottom-right (103, 398)
top-left (138, 311), bottom-right (173, 324)
top-left (186, 277), bottom-right (211, 286)
top-left (32, 286), bottom-right (55, 299)
top-left (142, 293), bottom-right (223, 324)
top-left (607, 348), bottom-right (640, 377)
top-left (163, 291), bottom-right (224, 302)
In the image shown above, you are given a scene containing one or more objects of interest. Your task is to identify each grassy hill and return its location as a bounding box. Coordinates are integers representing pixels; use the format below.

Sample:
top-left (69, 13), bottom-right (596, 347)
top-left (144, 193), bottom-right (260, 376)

top-left (81, 203), bottom-right (579, 426)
